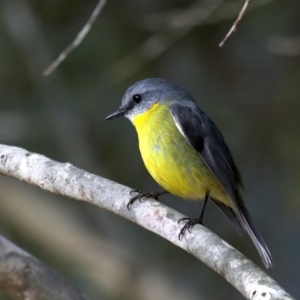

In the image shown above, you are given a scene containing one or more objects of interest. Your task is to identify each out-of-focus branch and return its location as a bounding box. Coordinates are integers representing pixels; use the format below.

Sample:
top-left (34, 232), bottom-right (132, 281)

top-left (2, 0), bottom-right (98, 167)
top-left (0, 235), bottom-right (90, 300)
top-left (99, 0), bottom-right (223, 89)
top-left (0, 144), bottom-right (294, 300)
top-left (0, 178), bottom-right (201, 300)
top-left (100, 0), bottom-right (275, 89)
top-left (219, 0), bottom-right (251, 47)
top-left (142, 0), bottom-right (274, 30)
top-left (40, 0), bottom-right (274, 84)
top-left (43, 0), bottom-right (107, 76)
top-left (267, 36), bottom-right (300, 56)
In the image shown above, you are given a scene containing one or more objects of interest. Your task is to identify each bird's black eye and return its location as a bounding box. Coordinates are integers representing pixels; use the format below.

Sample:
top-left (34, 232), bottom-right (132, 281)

top-left (132, 94), bottom-right (142, 104)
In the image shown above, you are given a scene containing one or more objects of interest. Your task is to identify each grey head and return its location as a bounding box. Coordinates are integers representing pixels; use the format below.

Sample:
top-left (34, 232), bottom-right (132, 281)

top-left (105, 78), bottom-right (194, 122)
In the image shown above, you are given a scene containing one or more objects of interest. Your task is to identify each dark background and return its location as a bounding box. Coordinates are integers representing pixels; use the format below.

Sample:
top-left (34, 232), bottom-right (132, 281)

top-left (0, 0), bottom-right (299, 299)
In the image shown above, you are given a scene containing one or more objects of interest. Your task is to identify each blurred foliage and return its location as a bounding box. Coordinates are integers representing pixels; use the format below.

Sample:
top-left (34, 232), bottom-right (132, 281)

top-left (0, 0), bottom-right (300, 299)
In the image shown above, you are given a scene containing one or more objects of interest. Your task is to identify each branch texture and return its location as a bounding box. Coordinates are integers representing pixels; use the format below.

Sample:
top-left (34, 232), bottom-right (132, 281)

top-left (0, 235), bottom-right (90, 300)
top-left (0, 144), bottom-right (294, 300)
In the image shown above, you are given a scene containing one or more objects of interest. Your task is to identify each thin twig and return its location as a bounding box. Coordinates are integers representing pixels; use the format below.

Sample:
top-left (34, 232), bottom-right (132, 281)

top-left (43, 0), bottom-right (107, 76)
top-left (0, 144), bottom-right (294, 300)
top-left (219, 0), bottom-right (251, 47)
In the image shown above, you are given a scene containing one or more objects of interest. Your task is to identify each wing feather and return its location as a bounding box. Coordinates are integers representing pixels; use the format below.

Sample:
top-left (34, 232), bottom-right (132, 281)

top-left (170, 103), bottom-right (241, 207)
top-left (170, 103), bottom-right (273, 268)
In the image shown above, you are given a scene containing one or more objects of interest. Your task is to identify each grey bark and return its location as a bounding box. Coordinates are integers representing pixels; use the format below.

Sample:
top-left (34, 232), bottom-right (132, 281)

top-left (0, 144), bottom-right (294, 300)
top-left (0, 235), bottom-right (90, 300)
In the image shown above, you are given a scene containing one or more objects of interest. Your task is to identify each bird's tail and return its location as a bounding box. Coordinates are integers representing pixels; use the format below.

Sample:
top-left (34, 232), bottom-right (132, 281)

top-left (212, 196), bottom-right (273, 268)
top-left (238, 201), bottom-right (274, 268)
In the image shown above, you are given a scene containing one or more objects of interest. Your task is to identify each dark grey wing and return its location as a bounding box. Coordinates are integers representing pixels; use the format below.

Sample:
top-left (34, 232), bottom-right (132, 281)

top-left (170, 103), bottom-right (242, 206)
top-left (170, 103), bottom-right (273, 268)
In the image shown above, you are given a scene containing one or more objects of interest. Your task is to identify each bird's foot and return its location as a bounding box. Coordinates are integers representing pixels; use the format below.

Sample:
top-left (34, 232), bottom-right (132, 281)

top-left (178, 217), bottom-right (204, 240)
top-left (127, 189), bottom-right (168, 210)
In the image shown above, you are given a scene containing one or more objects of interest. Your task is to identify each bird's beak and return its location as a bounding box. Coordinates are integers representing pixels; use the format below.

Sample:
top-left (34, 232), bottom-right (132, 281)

top-left (105, 108), bottom-right (126, 120)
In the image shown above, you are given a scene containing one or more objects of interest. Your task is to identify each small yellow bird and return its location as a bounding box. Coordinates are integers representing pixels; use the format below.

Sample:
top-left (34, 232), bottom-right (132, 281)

top-left (106, 78), bottom-right (273, 268)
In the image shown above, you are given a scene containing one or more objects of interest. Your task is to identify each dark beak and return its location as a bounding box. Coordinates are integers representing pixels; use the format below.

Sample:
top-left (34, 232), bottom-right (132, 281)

top-left (105, 108), bottom-right (126, 120)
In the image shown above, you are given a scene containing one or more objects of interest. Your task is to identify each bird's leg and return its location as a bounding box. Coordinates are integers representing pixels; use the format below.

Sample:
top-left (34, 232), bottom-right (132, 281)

top-left (178, 192), bottom-right (209, 240)
top-left (127, 189), bottom-right (169, 210)
top-left (198, 194), bottom-right (209, 224)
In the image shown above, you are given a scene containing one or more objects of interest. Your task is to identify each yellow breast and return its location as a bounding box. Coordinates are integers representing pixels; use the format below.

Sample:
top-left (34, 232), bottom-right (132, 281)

top-left (132, 102), bottom-right (231, 206)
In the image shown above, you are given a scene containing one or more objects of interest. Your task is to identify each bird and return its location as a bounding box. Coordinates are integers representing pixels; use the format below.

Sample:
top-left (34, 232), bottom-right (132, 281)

top-left (105, 78), bottom-right (273, 268)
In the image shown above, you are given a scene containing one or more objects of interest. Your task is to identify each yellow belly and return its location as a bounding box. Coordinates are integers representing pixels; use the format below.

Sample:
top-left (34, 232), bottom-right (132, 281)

top-left (132, 103), bottom-right (233, 207)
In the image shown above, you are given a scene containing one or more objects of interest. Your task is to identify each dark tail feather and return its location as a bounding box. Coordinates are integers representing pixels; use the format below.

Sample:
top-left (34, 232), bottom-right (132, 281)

top-left (239, 202), bottom-right (274, 268)
top-left (212, 197), bottom-right (273, 268)
top-left (212, 199), bottom-right (243, 235)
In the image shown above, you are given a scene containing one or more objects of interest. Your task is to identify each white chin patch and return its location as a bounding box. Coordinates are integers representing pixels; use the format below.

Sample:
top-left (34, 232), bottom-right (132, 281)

top-left (125, 112), bottom-right (134, 123)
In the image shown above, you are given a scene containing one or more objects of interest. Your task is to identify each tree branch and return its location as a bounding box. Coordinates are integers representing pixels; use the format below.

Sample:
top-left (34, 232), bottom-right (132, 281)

top-left (0, 144), bottom-right (294, 300)
top-left (219, 0), bottom-right (251, 47)
top-left (0, 235), bottom-right (90, 300)
top-left (41, 0), bottom-right (273, 84)
top-left (43, 0), bottom-right (107, 76)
